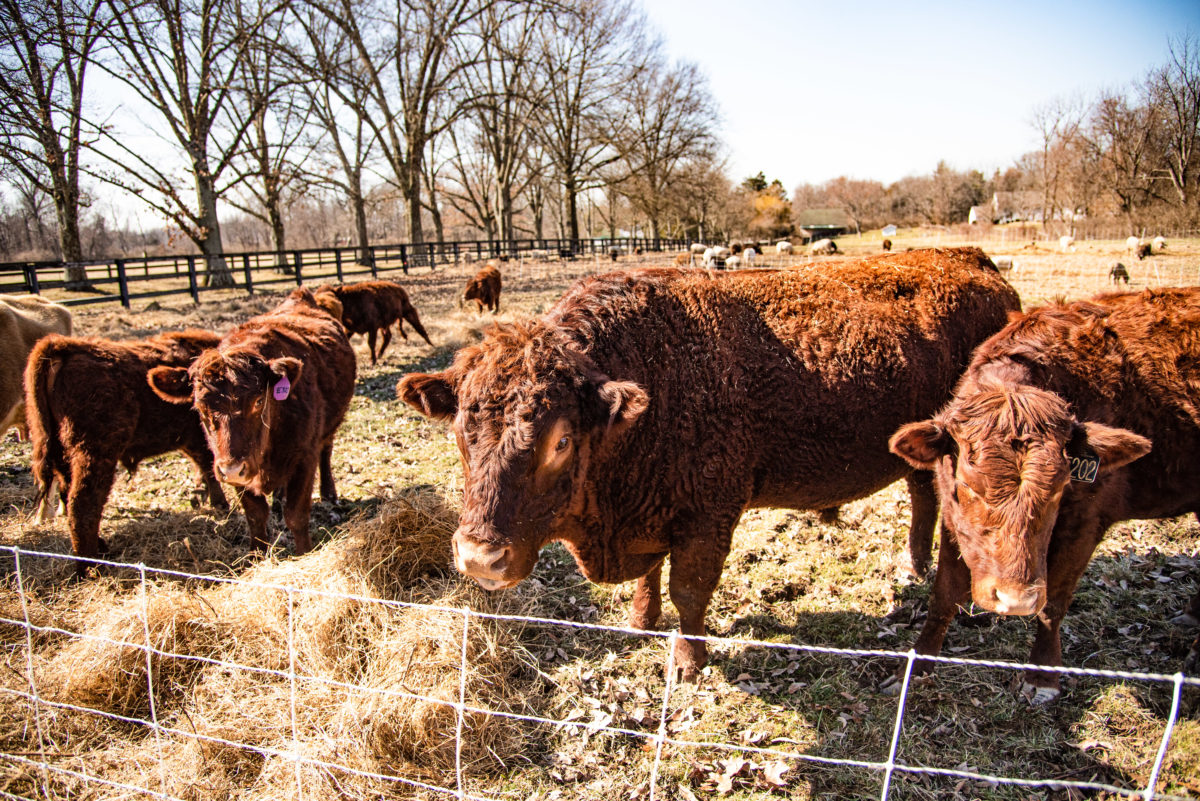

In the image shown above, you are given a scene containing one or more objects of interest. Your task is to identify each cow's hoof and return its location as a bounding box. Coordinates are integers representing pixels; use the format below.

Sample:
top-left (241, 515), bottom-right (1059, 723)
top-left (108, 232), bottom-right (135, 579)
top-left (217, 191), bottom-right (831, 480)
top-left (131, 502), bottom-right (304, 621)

top-left (895, 553), bottom-right (927, 583)
top-left (1019, 682), bottom-right (1060, 706)
top-left (1170, 612), bottom-right (1200, 628)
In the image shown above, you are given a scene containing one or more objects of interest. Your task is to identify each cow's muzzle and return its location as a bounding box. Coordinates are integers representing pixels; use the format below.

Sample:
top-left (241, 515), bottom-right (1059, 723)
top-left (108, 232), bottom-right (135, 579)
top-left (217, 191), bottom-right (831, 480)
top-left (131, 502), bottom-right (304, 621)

top-left (216, 459), bottom-right (253, 486)
top-left (972, 576), bottom-right (1047, 616)
top-left (452, 532), bottom-right (518, 590)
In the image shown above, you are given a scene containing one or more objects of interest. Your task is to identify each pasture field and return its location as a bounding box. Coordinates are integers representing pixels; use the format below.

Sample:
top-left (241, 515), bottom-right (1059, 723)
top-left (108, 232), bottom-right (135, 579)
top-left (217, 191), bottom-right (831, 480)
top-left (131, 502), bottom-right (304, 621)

top-left (0, 244), bottom-right (1197, 800)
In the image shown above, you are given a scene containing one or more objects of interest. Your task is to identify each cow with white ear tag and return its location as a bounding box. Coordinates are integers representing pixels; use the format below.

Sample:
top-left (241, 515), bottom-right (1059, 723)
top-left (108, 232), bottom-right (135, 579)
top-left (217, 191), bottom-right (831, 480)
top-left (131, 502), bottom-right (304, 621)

top-left (887, 287), bottom-right (1200, 704)
top-left (149, 287), bottom-right (355, 556)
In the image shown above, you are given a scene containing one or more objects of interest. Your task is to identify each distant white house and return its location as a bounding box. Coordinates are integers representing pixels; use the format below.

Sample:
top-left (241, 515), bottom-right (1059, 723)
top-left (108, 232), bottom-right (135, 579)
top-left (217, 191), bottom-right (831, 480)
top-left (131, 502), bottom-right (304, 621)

top-left (968, 191), bottom-right (1084, 225)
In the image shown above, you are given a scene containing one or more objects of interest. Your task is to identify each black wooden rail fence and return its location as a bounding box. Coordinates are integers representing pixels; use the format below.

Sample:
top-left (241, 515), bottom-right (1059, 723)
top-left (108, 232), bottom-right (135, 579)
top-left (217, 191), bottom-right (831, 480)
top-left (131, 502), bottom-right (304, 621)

top-left (0, 237), bottom-right (689, 308)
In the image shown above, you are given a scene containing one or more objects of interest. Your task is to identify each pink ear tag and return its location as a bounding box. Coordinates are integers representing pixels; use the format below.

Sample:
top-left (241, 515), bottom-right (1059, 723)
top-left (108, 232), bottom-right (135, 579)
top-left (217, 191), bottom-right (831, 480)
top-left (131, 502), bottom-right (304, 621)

top-left (273, 375), bottom-right (291, 400)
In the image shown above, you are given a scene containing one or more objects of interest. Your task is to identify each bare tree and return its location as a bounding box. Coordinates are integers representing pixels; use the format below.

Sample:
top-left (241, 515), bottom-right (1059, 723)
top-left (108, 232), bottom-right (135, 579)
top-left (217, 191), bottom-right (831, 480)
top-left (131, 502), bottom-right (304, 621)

top-left (613, 55), bottom-right (718, 240)
top-left (1030, 95), bottom-right (1086, 229)
top-left (1145, 33), bottom-right (1200, 208)
top-left (532, 0), bottom-right (644, 243)
top-left (0, 0), bottom-right (107, 281)
top-left (93, 0), bottom-right (279, 287)
top-left (1082, 89), bottom-right (1163, 226)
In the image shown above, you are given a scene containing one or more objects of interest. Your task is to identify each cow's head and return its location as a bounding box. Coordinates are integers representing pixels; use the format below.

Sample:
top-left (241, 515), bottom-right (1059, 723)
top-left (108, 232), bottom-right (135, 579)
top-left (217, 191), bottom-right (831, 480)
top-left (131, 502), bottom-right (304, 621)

top-left (397, 322), bottom-right (647, 590)
top-left (890, 383), bottom-right (1150, 616)
top-left (149, 350), bottom-right (304, 488)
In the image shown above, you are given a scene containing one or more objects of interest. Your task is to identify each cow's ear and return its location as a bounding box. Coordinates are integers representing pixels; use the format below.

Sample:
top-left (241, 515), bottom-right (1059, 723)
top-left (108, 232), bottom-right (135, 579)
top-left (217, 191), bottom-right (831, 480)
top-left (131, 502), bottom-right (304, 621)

top-left (147, 366), bottom-right (193, 404)
top-left (890, 420), bottom-right (950, 469)
top-left (397, 372), bottom-right (457, 420)
top-left (268, 357), bottom-right (303, 385)
top-left (596, 380), bottom-right (648, 435)
top-left (1072, 422), bottom-right (1151, 474)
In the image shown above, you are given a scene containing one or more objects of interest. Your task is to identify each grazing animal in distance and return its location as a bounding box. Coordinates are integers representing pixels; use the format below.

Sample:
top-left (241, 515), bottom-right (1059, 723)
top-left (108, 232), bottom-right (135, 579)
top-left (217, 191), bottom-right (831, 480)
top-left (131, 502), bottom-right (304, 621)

top-left (26, 330), bottom-right (226, 576)
top-left (1058, 235), bottom-right (1075, 252)
top-left (1109, 262), bottom-right (1130, 285)
top-left (775, 240), bottom-right (793, 255)
top-left (992, 256), bottom-right (1014, 274)
top-left (0, 295), bottom-right (72, 438)
top-left (463, 263), bottom-right (502, 313)
top-left (148, 288), bottom-right (355, 556)
top-left (314, 281), bottom-right (431, 364)
top-left (674, 251), bottom-right (693, 267)
top-left (398, 248), bottom-right (1021, 681)
top-left (809, 238), bottom-right (838, 256)
top-left (882, 239), bottom-right (893, 252)
top-left (1136, 242), bottom-right (1152, 260)
top-left (1125, 235), bottom-right (1141, 254)
top-left (743, 247), bottom-right (757, 267)
top-left (889, 288), bottom-right (1200, 703)
top-left (1152, 235), bottom-right (1166, 251)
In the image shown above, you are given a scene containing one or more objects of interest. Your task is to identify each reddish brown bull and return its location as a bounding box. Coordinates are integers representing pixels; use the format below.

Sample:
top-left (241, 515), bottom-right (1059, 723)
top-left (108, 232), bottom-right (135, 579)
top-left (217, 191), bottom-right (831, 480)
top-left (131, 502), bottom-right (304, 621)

top-left (890, 288), bottom-right (1200, 703)
top-left (399, 248), bottom-right (1021, 680)
top-left (148, 288), bottom-right (355, 554)
top-left (462, 263), bottom-right (502, 313)
top-left (26, 330), bottom-right (227, 576)
top-left (314, 281), bottom-right (432, 364)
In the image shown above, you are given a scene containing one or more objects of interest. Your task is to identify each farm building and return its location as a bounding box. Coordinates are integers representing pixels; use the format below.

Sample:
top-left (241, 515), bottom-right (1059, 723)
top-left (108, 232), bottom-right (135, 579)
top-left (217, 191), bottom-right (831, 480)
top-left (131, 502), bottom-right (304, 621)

top-left (794, 207), bottom-right (854, 241)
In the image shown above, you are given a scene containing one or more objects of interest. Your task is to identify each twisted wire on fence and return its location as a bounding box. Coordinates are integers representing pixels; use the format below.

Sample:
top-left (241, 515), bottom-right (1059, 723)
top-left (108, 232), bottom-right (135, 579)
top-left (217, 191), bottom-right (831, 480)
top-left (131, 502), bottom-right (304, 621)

top-left (1, 546), bottom-right (1196, 800)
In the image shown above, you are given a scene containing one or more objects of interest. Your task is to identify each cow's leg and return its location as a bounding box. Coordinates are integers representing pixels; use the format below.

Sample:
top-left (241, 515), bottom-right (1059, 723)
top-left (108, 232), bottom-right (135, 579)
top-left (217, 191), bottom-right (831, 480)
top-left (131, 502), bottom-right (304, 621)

top-left (377, 325), bottom-right (392, 360)
top-left (366, 329), bottom-right (379, 364)
top-left (318, 441), bottom-right (337, 503)
top-left (283, 460), bottom-right (318, 554)
top-left (240, 490), bottom-right (271, 552)
top-left (183, 446), bottom-right (228, 511)
top-left (667, 515), bottom-right (736, 683)
top-left (629, 559), bottom-right (664, 630)
top-left (66, 459), bottom-right (118, 578)
top-left (818, 506), bottom-right (840, 525)
top-left (881, 524), bottom-right (970, 695)
top-left (1021, 522), bottom-right (1105, 704)
top-left (902, 470), bottom-right (937, 579)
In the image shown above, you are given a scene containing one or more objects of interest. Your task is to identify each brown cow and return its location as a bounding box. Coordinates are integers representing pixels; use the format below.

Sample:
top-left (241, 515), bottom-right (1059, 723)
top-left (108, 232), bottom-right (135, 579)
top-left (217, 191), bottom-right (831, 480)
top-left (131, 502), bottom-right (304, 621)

top-left (314, 281), bottom-right (432, 364)
top-left (26, 330), bottom-right (226, 576)
top-left (462, 263), bottom-right (502, 313)
top-left (399, 248), bottom-right (1021, 680)
top-left (148, 288), bottom-right (356, 554)
top-left (0, 295), bottom-right (72, 438)
top-left (889, 288), bottom-right (1200, 703)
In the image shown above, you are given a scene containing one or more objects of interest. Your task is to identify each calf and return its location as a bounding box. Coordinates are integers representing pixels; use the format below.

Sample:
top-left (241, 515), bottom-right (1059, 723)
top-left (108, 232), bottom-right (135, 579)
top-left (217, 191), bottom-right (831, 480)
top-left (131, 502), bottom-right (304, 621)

top-left (315, 281), bottom-right (432, 364)
top-left (0, 295), bottom-right (72, 437)
top-left (26, 330), bottom-right (226, 576)
top-left (399, 248), bottom-right (1020, 680)
top-left (889, 288), bottom-right (1200, 703)
top-left (463, 263), bottom-right (502, 313)
top-left (1109, 261), bottom-right (1130, 285)
top-left (148, 288), bottom-right (355, 554)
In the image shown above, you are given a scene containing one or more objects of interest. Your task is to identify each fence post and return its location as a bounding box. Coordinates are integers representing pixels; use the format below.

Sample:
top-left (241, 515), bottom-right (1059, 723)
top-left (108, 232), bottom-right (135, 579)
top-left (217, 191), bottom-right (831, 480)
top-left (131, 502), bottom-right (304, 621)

top-left (399, 244), bottom-right (407, 275)
top-left (115, 259), bottom-right (130, 308)
top-left (293, 252), bottom-right (302, 285)
top-left (22, 264), bottom-right (40, 294)
top-left (243, 254), bottom-right (253, 294)
top-left (428, 242), bottom-right (435, 271)
top-left (369, 247), bottom-right (378, 278)
top-left (335, 249), bottom-right (344, 282)
top-left (186, 255), bottom-right (199, 303)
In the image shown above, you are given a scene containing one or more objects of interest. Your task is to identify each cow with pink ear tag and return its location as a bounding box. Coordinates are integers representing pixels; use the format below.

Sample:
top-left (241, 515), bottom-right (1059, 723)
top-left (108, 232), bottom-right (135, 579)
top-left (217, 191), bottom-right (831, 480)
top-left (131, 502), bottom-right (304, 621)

top-left (149, 287), bottom-right (356, 556)
top-left (399, 248), bottom-right (1021, 682)
top-left (887, 287), bottom-right (1200, 704)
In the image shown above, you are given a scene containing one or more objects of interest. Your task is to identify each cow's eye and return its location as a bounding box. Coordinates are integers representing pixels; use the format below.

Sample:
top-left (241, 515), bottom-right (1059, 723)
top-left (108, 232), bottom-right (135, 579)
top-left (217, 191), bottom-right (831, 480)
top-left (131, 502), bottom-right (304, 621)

top-left (555, 435), bottom-right (570, 453)
top-left (251, 398), bottom-right (263, 414)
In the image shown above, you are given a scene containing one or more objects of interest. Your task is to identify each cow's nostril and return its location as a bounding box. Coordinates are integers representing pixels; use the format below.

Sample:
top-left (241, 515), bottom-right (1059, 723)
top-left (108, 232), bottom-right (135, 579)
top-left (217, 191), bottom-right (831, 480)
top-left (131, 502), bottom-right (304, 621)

top-left (487, 547), bottom-right (511, 574)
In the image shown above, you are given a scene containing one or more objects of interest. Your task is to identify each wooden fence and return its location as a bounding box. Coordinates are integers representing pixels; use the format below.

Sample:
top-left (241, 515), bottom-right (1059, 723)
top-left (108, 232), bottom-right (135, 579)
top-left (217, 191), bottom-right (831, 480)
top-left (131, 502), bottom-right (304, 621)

top-left (0, 237), bottom-right (689, 308)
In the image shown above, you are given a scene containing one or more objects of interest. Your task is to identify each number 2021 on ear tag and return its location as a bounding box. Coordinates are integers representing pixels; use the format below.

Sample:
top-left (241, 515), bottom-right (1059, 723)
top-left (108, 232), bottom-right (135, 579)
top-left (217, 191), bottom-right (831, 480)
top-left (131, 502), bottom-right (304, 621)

top-left (273, 375), bottom-right (291, 401)
top-left (1069, 453), bottom-right (1099, 483)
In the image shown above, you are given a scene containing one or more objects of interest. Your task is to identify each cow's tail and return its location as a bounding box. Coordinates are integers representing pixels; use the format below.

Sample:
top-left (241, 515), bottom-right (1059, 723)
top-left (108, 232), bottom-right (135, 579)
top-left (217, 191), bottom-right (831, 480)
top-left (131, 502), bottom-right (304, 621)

top-left (25, 340), bottom-right (66, 522)
top-left (403, 304), bottom-right (433, 346)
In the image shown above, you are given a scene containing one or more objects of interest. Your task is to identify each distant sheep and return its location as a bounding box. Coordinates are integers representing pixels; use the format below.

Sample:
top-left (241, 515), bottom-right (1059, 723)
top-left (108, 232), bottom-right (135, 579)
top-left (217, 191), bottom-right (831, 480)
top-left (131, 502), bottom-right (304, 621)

top-left (1153, 235), bottom-right (1166, 251)
top-left (690, 243), bottom-right (708, 255)
top-left (674, 251), bottom-right (693, 267)
top-left (882, 239), bottom-right (892, 252)
top-left (725, 255), bottom-right (743, 270)
top-left (1109, 262), bottom-right (1130, 285)
top-left (1059, 235), bottom-right (1075, 252)
top-left (776, 240), bottom-right (793, 254)
top-left (809, 238), bottom-right (838, 256)
top-left (730, 242), bottom-right (743, 254)
top-left (743, 247), bottom-right (757, 267)
top-left (992, 256), bottom-right (1014, 274)
top-left (1125, 236), bottom-right (1141, 253)
top-left (1137, 243), bottom-right (1152, 260)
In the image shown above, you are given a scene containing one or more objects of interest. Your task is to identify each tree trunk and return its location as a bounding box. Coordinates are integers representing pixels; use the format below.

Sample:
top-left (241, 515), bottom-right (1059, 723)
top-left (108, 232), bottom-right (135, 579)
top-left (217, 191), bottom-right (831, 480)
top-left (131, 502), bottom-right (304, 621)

top-left (195, 168), bottom-right (234, 288)
top-left (268, 194), bottom-right (289, 274)
top-left (565, 175), bottom-right (579, 242)
top-left (55, 197), bottom-right (90, 287)
top-left (405, 161), bottom-right (425, 244)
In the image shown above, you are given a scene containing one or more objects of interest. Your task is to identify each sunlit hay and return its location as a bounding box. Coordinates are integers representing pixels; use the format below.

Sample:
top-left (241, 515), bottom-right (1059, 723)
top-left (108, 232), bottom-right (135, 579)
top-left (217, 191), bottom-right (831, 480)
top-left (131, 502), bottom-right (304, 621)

top-left (25, 484), bottom-right (543, 798)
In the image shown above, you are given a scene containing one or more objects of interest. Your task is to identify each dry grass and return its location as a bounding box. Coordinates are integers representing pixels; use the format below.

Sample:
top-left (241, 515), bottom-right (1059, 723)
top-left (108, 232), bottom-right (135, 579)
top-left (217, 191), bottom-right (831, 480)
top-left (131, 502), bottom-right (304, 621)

top-left (0, 239), bottom-right (1198, 800)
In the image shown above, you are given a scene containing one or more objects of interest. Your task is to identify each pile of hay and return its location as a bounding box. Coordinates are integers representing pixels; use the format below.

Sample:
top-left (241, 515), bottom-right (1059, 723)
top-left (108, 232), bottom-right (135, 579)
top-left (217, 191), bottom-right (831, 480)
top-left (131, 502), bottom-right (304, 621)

top-left (2, 486), bottom-right (547, 799)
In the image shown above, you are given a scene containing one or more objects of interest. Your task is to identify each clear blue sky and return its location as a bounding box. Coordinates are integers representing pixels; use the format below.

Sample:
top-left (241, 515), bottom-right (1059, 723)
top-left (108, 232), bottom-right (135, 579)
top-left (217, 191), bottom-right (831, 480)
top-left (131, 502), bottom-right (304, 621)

top-left (641, 0), bottom-right (1198, 192)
